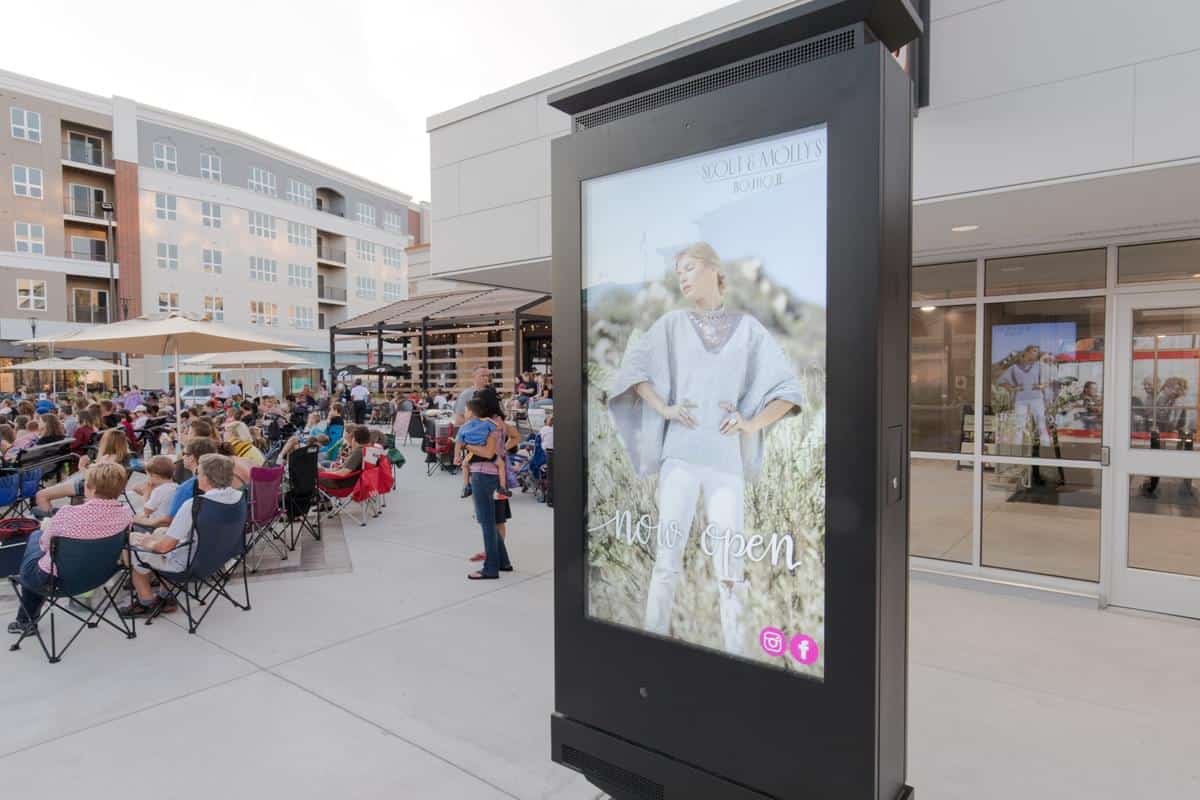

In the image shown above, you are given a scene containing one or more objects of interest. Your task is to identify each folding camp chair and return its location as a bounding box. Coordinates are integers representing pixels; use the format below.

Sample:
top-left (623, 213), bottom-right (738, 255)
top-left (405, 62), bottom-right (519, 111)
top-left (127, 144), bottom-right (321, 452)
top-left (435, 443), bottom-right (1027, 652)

top-left (245, 465), bottom-right (286, 573)
top-left (320, 423), bottom-right (344, 463)
top-left (318, 461), bottom-right (384, 527)
top-left (0, 471), bottom-right (22, 519)
top-left (284, 443), bottom-right (321, 550)
top-left (8, 529), bottom-right (136, 663)
top-left (131, 493), bottom-right (250, 634)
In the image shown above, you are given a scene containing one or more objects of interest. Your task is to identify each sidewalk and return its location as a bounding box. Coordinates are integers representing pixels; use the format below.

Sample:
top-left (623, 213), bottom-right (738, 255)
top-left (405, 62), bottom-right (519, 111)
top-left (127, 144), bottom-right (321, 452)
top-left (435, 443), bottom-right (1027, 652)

top-left (2, 441), bottom-right (1198, 798)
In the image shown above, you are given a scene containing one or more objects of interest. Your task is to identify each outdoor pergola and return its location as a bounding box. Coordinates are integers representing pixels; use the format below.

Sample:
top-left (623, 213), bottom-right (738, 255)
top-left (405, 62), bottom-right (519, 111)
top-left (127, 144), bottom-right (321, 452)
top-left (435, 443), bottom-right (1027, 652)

top-left (328, 287), bottom-right (552, 394)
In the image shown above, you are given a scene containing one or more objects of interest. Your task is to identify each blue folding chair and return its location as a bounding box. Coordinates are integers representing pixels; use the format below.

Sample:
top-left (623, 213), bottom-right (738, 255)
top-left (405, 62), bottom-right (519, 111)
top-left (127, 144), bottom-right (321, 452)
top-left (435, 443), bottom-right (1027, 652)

top-left (8, 529), bottom-right (136, 663)
top-left (319, 423), bottom-right (344, 463)
top-left (0, 472), bottom-right (21, 519)
top-left (132, 493), bottom-right (251, 634)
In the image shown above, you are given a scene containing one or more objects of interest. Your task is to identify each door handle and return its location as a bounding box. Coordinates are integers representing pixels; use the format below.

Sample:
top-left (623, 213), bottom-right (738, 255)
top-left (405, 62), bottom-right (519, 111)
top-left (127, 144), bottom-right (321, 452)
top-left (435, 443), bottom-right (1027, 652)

top-left (1101, 446), bottom-right (1110, 467)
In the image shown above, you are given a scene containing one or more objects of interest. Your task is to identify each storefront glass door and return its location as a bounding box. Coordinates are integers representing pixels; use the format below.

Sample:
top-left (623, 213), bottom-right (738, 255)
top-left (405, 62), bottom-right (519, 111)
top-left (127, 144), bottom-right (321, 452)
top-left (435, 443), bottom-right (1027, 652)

top-left (1110, 291), bottom-right (1200, 618)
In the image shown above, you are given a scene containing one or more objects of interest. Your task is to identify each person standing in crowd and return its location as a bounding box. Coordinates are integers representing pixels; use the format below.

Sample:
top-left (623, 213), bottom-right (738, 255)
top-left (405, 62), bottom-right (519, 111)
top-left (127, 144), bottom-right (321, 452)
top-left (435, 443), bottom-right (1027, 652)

top-left (462, 394), bottom-right (513, 581)
top-left (259, 377), bottom-right (276, 398)
top-left (123, 385), bottom-right (143, 413)
top-left (227, 379), bottom-right (243, 401)
top-left (350, 379), bottom-right (370, 424)
top-left (453, 366), bottom-right (492, 426)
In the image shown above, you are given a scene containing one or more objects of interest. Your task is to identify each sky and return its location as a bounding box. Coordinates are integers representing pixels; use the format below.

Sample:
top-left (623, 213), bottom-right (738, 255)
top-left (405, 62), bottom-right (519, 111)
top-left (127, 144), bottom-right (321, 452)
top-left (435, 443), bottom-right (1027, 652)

top-left (1, 0), bottom-right (739, 202)
top-left (583, 125), bottom-right (827, 307)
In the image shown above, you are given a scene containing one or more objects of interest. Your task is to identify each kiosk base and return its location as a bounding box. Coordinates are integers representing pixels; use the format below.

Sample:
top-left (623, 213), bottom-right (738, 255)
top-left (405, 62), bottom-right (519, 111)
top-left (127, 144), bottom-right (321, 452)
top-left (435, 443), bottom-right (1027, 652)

top-left (552, 715), bottom-right (773, 800)
top-left (553, 714), bottom-right (917, 800)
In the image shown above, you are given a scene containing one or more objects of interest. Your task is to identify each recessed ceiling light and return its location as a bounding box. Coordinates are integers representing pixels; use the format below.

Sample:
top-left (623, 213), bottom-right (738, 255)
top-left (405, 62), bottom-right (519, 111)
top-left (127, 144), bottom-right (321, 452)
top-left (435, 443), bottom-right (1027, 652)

top-left (951, 225), bottom-right (980, 233)
top-left (919, 305), bottom-right (936, 312)
top-left (1192, 272), bottom-right (1200, 278)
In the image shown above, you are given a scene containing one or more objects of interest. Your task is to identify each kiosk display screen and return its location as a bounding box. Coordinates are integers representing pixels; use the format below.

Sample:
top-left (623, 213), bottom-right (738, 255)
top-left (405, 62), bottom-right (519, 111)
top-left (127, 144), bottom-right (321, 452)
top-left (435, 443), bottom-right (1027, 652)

top-left (581, 125), bottom-right (828, 679)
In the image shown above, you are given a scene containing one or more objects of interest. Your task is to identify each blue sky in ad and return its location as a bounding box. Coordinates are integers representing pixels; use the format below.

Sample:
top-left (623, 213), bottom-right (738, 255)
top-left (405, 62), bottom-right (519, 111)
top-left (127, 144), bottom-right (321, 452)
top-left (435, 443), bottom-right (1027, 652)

top-left (583, 124), bottom-right (827, 308)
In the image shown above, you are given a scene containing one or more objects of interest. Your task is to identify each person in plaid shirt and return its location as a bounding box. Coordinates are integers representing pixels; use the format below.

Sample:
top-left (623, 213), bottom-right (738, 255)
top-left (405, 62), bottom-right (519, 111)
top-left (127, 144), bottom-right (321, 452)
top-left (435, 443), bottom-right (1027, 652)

top-left (8, 463), bottom-right (132, 636)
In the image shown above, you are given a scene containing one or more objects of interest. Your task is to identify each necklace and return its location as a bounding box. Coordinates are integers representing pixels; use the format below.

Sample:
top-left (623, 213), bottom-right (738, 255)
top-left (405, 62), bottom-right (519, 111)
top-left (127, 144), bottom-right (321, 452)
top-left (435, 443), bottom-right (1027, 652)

top-left (687, 306), bottom-right (739, 353)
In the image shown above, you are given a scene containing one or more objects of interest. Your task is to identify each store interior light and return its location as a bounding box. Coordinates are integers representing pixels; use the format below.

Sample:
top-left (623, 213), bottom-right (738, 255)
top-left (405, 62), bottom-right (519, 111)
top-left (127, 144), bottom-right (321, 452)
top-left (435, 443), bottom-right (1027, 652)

top-left (951, 224), bottom-right (980, 233)
top-left (919, 305), bottom-right (936, 312)
top-left (1192, 272), bottom-right (1200, 278)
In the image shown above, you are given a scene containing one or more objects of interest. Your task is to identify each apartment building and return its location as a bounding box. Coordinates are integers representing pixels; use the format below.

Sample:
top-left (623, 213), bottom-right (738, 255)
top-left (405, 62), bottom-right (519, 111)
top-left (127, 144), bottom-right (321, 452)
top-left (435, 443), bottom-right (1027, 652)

top-left (1, 68), bottom-right (428, 390)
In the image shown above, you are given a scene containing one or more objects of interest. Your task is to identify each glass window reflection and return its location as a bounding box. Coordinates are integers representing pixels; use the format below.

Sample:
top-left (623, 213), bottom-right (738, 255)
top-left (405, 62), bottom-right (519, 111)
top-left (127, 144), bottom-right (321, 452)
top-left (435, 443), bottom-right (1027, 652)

top-left (911, 305), bottom-right (976, 453)
top-left (985, 298), bottom-right (1106, 461)
top-left (910, 458), bottom-right (973, 563)
top-left (981, 463), bottom-right (1101, 581)
top-left (1130, 307), bottom-right (1200, 452)
top-left (1128, 475), bottom-right (1200, 577)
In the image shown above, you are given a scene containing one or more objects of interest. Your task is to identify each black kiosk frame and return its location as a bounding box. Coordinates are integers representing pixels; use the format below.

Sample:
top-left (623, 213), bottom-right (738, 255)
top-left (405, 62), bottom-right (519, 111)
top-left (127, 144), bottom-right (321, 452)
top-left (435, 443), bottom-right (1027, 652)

top-left (550, 2), bottom-right (922, 798)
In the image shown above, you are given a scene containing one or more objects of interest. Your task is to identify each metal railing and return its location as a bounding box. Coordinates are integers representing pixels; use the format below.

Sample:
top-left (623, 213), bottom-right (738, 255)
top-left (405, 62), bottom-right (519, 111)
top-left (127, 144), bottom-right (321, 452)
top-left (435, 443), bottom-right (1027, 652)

top-left (318, 284), bottom-right (347, 302)
top-left (317, 241), bottom-right (347, 263)
top-left (70, 304), bottom-right (110, 324)
top-left (64, 245), bottom-right (108, 262)
top-left (315, 202), bottom-right (345, 218)
top-left (63, 196), bottom-right (110, 220)
top-left (62, 141), bottom-right (114, 169)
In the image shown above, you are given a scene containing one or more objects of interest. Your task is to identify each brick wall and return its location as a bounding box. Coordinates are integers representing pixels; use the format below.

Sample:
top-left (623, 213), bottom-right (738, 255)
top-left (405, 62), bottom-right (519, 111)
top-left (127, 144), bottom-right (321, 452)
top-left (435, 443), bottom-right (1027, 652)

top-left (113, 160), bottom-right (142, 318)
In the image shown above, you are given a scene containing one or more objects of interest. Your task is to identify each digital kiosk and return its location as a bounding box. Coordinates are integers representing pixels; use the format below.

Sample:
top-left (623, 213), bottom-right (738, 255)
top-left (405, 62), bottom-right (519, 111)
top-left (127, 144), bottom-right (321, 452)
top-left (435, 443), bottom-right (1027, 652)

top-left (550, 2), bottom-right (922, 797)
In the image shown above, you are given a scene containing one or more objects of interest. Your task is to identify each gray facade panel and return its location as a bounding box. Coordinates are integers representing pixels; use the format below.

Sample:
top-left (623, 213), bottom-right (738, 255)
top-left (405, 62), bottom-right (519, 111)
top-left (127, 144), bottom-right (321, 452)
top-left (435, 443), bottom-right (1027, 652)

top-left (135, 120), bottom-right (410, 236)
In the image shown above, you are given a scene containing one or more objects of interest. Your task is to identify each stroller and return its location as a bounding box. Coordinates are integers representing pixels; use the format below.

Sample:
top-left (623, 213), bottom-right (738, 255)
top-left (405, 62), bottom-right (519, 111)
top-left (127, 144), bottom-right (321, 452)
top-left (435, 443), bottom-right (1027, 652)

top-left (512, 434), bottom-right (548, 502)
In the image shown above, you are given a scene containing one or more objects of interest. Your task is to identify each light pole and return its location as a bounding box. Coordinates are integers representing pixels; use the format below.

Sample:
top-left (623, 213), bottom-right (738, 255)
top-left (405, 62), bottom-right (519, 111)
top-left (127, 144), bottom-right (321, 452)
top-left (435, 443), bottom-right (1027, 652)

top-left (27, 317), bottom-right (37, 396)
top-left (101, 201), bottom-right (115, 322)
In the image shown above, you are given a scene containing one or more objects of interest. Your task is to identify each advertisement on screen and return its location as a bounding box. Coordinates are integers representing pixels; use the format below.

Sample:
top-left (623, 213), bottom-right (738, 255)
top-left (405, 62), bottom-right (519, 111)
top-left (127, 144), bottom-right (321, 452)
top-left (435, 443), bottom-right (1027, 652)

top-left (581, 126), bottom-right (827, 679)
top-left (989, 322), bottom-right (1107, 451)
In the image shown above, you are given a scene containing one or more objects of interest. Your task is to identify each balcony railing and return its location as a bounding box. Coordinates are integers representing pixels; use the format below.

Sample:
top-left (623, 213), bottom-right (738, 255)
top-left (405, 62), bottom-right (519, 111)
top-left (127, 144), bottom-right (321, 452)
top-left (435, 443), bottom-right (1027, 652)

top-left (318, 284), bottom-right (347, 302)
top-left (62, 141), bottom-right (114, 169)
top-left (71, 304), bottom-right (111, 324)
top-left (317, 241), bottom-right (347, 263)
top-left (64, 245), bottom-right (109, 263)
top-left (64, 196), bottom-right (111, 220)
top-left (315, 201), bottom-right (345, 217)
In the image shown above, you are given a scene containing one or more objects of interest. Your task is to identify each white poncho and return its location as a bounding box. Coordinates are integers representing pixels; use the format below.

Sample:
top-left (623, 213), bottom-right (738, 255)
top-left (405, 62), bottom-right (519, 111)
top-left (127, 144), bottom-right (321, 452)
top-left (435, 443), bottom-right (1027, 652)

top-left (607, 309), bottom-right (804, 481)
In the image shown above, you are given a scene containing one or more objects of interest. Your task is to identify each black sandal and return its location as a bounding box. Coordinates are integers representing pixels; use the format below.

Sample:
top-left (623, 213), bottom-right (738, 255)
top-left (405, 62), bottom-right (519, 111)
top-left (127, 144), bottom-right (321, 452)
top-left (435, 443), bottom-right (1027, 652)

top-left (467, 571), bottom-right (498, 580)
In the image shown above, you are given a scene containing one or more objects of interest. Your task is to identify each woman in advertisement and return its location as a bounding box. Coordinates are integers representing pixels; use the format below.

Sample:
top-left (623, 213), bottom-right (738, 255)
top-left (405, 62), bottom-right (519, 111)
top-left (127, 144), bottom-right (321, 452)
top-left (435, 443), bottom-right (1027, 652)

top-left (997, 345), bottom-right (1054, 447)
top-left (607, 242), bottom-right (805, 655)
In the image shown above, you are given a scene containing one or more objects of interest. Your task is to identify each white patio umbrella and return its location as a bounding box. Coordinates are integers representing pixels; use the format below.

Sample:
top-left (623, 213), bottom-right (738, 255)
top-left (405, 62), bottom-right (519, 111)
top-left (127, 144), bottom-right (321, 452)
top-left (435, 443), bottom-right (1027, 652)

top-left (182, 349), bottom-right (315, 399)
top-left (17, 312), bottom-right (295, 423)
top-left (0, 356), bottom-right (130, 394)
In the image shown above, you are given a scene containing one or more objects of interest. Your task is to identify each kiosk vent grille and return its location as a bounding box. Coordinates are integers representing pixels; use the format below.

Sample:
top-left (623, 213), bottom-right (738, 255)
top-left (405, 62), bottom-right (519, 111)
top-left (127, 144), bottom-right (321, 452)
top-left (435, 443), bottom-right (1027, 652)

top-left (561, 746), bottom-right (665, 799)
top-left (574, 27), bottom-right (857, 131)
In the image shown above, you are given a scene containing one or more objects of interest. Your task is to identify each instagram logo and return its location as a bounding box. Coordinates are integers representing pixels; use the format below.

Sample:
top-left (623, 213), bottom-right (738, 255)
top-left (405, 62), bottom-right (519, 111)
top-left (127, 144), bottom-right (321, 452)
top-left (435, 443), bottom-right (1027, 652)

top-left (759, 627), bottom-right (787, 657)
top-left (790, 634), bottom-right (819, 665)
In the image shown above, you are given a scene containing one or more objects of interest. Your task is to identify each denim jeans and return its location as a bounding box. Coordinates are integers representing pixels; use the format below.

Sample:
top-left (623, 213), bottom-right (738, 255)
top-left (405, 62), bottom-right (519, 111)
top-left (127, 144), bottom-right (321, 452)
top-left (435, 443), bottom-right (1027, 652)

top-left (470, 471), bottom-right (511, 577)
top-left (16, 530), bottom-right (52, 624)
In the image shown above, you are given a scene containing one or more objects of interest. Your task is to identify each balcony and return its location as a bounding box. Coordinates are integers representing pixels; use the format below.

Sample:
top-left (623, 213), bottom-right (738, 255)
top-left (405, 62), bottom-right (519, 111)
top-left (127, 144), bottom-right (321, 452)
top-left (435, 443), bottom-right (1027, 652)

top-left (63, 196), bottom-right (116, 225)
top-left (61, 141), bottom-right (115, 173)
top-left (317, 240), bottom-right (347, 265)
top-left (64, 245), bottom-right (110, 263)
top-left (70, 304), bottom-right (111, 324)
top-left (317, 283), bottom-right (347, 304)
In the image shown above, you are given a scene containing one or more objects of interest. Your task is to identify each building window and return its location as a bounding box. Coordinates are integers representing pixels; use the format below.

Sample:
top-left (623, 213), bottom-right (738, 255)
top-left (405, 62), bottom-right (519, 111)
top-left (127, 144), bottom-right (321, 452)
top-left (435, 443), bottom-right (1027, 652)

top-left (200, 152), bottom-right (222, 182)
top-left (11, 165), bottom-right (43, 198)
top-left (10, 107), bottom-right (41, 143)
top-left (156, 242), bottom-right (179, 270)
top-left (289, 305), bottom-right (315, 329)
top-left (911, 305), bottom-right (977, 453)
top-left (384, 281), bottom-right (403, 301)
top-left (287, 263), bottom-right (314, 288)
top-left (985, 249), bottom-right (1106, 296)
top-left (383, 246), bottom-right (403, 268)
top-left (249, 300), bottom-right (278, 326)
top-left (204, 295), bottom-right (224, 321)
top-left (248, 166), bottom-right (277, 196)
top-left (355, 276), bottom-right (377, 299)
top-left (356, 203), bottom-right (376, 226)
top-left (383, 210), bottom-right (404, 234)
top-left (356, 239), bottom-right (376, 262)
top-left (286, 178), bottom-right (313, 208)
top-left (249, 256), bottom-right (278, 282)
top-left (153, 142), bottom-right (177, 172)
top-left (155, 192), bottom-right (177, 221)
top-left (14, 222), bottom-right (45, 255)
top-left (202, 248), bottom-right (223, 274)
top-left (69, 236), bottom-right (105, 261)
top-left (248, 211), bottom-right (276, 239)
top-left (17, 279), bottom-right (47, 311)
top-left (287, 221), bottom-right (314, 248)
top-left (202, 201), bottom-right (222, 228)
top-left (158, 292), bottom-right (181, 313)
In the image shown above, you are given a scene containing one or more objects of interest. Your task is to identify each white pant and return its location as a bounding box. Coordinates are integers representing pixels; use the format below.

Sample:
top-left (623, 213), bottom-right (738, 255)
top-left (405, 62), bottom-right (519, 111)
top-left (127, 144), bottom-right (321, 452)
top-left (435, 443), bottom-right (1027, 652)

top-left (644, 459), bottom-right (748, 654)
top-left (1014, 394), bottom-right (1052, 447)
